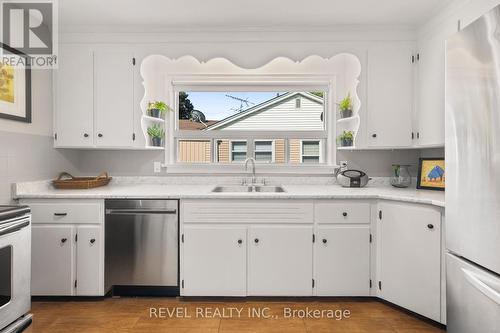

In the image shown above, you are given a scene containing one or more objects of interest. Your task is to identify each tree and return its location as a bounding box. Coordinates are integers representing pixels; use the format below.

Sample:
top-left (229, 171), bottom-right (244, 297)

top-left (179, 92), bottom-right (194, 119)
top-left (310, 91), bottom-right (324, 99)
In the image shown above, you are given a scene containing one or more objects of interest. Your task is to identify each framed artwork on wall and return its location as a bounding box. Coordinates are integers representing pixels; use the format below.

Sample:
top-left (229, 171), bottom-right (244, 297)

top-left (0, 43), bottom-right (32, 123)
top-left (417, 157), bottom-right (445, 191)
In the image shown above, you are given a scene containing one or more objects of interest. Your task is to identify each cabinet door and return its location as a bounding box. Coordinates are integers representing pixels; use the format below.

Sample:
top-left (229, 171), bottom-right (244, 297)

top-left (55, 45), bottom-right (94, 147)
top-left (31, 225), bottom-right (75, 296)
top-left (94, 50), bottom-right (134, 148)
top-left (182, 226), bottom-right (247, 296)
top-left (378, 202), bottom-right (441, 321)
top-left (315, 225), bottom-right (370, 296)
top-left (76, 226), bottom-right (103, 296)
top-left (248, 226), bottom-right (313, 296)
top-left (367, 46), bottom-right (413, 148)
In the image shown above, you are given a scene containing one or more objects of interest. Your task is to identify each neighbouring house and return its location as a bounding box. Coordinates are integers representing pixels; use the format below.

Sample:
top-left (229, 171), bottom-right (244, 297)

top-left (178, 92), bottom-right (324, 164)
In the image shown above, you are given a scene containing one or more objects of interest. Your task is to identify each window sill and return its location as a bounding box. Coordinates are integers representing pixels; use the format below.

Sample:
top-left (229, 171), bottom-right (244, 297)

top-left (164, 164), bottom-right (338, 175)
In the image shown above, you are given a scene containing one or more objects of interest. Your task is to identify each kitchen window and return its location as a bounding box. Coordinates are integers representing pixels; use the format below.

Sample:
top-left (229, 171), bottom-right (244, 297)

top-left (168, 80), bottom-right (335, 172)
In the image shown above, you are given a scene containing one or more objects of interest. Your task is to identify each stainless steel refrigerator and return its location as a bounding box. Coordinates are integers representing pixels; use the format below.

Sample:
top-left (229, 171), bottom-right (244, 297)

top-left (446, 5), bottom-right (500, 332)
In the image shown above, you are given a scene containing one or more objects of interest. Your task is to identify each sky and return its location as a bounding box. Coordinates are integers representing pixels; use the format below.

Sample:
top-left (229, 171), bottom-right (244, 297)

top-left (184, 92), bottom-right (284, 121)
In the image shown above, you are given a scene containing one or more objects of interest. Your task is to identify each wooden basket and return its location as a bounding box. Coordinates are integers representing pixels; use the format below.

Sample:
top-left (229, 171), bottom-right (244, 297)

top-left (52, 172), bottom-right (112, 189)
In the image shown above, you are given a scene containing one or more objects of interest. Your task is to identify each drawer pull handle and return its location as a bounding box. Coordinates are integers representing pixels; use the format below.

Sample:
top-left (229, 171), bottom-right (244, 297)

top-left (254, 238), bottom-right (259, 244)
top-left (61, 238), bottom-right (67, 243)
top-left (342, 212), bottom-right (348, 217)
top-left (83, 133), bottom-right (89, 138)
top-left (90, 238), bottom-right (96, 244)
top-left (322, 239), bottom-right (328, 244)
top-left (237, 239), bottom-right (243, 245)
top-left (427, 224), bottom-right (434, 229)
top-left (54, 213), bottom-right (68, 217)
top-left (98, 133), bottom-right (103, 138)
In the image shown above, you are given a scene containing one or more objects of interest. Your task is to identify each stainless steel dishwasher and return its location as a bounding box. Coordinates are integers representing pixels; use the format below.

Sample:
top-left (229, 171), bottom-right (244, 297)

top-left (105, 199), bottom-right (179, 296)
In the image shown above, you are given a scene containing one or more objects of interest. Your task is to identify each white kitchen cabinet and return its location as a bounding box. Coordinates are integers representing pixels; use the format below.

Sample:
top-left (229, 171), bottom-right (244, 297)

top-left (75, 226), bottom-right (103, 296)
top-left (378, 202), bottom-right (442, 322)
top-left (367, 45), bottom-right (414, 148)
top-left (94, 50), bottom-right (135, 148)
top-left (182, 226), bottom-right (247, 296)
top-left (248, 226), bottom-right (313, 296)
top-left (25, 199), bottom-right (104, 296)
top-left (55, 45), bottom-right (94, 147)
top-left (414, 36), bottom-right (445, 147)
top-left (315, 225), bottom-right (370, 296)
top-left (31, 225), bottom-right (75, 296)
top-left (54, 46), bottom-right (136, 149)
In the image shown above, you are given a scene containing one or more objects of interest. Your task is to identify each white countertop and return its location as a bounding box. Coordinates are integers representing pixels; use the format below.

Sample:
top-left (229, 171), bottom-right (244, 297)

top-left (13, 178), bottom-right (445, 207)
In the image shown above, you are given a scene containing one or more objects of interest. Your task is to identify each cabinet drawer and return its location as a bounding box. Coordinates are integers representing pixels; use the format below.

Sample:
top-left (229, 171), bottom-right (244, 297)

top-left (182, 200), bottom-right (313, 224)
top-left (29, 202), bottom-right (102, 224)
top-left (314, 201), bottom-right (370, 224)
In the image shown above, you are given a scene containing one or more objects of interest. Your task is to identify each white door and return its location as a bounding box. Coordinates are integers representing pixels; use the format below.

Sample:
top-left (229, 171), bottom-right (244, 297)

top-left (94, 50), bottom-right (134, 148)
top-left (76, 226), bottom-right (103, 296)
top-left (367, 46), bottom-right (413, 148)
top-left (415, 28), bottom-right (454, 147)
top-left (248, 226), bottom-right (313, 296)
top-left (378, 202), bottom-right (441, 321)
top-left (55, 45), bottom-right (94, 147)
top-left (315, 225), bottom-right (370, 296)
top-left (182, 226), bottom-right (247, 296)
top-left (31, 225), bottom-right (75, 296)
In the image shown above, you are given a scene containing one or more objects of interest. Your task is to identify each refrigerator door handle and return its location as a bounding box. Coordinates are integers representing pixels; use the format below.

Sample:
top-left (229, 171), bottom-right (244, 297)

top-left (462, 268), bottom-right (500, 305)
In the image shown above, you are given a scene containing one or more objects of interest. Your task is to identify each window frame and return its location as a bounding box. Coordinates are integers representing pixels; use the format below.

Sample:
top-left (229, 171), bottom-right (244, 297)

top-left (230, 140), bottom-right (248, 163)
top-left (300, 140), bottom-right (322, 164)
top-left (254, 139), bottom-right (275, 163)
top-left (165, 76), bottom-right (337, 174)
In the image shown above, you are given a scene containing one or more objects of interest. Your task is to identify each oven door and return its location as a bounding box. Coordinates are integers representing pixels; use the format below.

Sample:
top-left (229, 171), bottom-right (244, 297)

top-left (0, 215), bottom-right (31, 330)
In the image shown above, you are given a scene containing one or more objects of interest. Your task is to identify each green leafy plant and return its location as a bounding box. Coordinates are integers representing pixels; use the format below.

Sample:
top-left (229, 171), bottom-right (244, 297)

top-left (338, 94), bottom-right (353, 112)
top-left (147, 101), bottom-right (171, 115)
top-left (147, 124), bottom-right (165, 139)
top-left (339, 130), bottom-right (354, 141)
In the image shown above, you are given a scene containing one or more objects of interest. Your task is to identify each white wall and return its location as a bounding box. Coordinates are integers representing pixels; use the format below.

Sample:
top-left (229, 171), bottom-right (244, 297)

top-left (0, 70), bottom-right (80, 203)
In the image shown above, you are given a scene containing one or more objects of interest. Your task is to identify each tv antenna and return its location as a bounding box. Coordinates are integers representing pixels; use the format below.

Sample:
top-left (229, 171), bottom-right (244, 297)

top-left (226, 94), bottom-right (255, 113)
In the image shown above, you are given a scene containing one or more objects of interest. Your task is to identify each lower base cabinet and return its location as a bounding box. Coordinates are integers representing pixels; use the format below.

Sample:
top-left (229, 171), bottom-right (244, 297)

top-left (248, 226), bottom-right (313, 296)
top-left (182, 226), bottom-right (247, 296)
top-left (31, 224), bottom-right (103, 296)
top-left (378, 202), bottom-right (442, 322)
top-left (315, 225), bottom-right (370, 296)
top-left (181, 225), bottom-right (313, 296)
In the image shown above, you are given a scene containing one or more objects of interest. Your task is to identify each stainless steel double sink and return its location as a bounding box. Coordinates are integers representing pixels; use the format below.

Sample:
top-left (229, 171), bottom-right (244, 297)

top-left (212, 185), bottom-right (286, 193)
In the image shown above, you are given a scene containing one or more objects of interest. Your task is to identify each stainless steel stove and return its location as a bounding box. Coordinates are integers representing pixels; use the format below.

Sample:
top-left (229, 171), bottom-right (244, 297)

top-left (0, 206), bottom-right (32, 333)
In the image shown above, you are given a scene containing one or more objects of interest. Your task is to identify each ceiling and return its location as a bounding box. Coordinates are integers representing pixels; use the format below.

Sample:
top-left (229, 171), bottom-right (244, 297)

top-left (59, 0), bottom-right (454, 32)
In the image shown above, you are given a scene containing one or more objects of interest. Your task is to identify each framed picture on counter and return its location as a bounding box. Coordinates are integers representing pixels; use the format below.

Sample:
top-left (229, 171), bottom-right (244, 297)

top-left (0, 43), bottom-right (32, 123)
top-left (417, 158), bottom-right (445, 191)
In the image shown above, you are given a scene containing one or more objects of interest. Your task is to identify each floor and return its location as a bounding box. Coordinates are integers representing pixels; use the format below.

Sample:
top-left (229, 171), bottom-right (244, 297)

top-left (25, 298), bottom-right (446, 333)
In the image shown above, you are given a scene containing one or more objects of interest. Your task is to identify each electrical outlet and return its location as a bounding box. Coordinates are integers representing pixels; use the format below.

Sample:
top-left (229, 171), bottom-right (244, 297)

top-left (153, 162), bottom-right (162, 173)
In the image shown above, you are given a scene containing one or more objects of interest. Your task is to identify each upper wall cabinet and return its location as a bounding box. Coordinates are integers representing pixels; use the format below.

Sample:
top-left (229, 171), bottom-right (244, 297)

top-left (94, 50), bottom-right (135, 148)
top-left (366, 46), bottom-right (414, 148)
top-left (55, 46), bottom-right (137, 149)
top-left (55, 46), bottom-right (94, 147)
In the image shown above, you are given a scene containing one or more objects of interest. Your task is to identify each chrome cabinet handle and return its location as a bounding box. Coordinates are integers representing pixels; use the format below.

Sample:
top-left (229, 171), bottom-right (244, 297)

top-left (90, 238), bottom-right (96, 244)
top-left (84, 133), bottom-right (89, 138)
top-left (237, 239), bottom-right (243, 245)
top-left (54, 213), bottom-right (67, 216)
top-left (254, 238), bottom-right (259, 244)
top-left (427, 224), bottom-right (434, 229)
top-left (61, 238), bottom-right (67, 243)
top-left (322, 239), bottom-right (327, 244)
top-left (342, 212), bottom-right (348, 217)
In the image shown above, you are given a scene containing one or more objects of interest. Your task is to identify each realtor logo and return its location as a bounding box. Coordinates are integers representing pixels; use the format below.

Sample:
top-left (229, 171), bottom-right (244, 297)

top-left (1, 0), bottom-right (58, 68)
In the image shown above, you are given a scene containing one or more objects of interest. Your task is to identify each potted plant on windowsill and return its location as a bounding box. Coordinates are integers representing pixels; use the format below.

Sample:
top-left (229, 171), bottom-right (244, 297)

top-left (338, 130), bottom-right (354, 147)
top-left (147, 101), bottom-right (170, 118)
top-left (338, 94), bottom-right (353, 119)
top-left (147, 124), bottom-right (164, 147)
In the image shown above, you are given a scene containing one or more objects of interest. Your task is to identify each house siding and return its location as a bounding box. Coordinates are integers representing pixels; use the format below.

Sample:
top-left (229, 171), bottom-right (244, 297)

top-left (214, 95), bottom-right (324, 131)
top-left (178, 140), bottom-right (211, 163)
